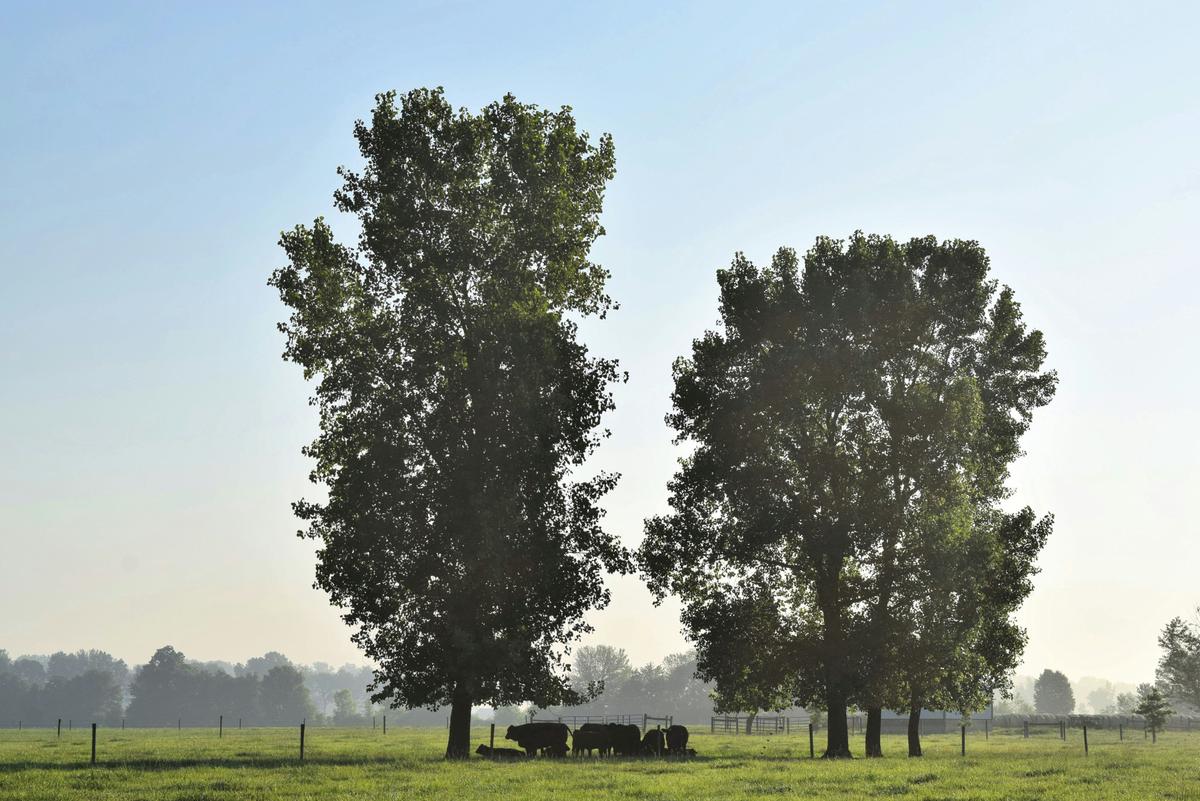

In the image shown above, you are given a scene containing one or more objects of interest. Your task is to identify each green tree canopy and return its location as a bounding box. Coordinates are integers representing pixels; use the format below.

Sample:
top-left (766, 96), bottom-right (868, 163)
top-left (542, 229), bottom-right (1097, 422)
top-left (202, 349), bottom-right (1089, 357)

top-left (1157, 610), bottom-right (1200, 711)
top-left (1033, 669), bottom-right (1075, 715)
top-left (1134, 683), bottom-right (1173, 736)
top-left (640, 233), bottom-right (1054, 758)
top-left (270, 88), bottom-right (628, 758)
top-left (258, 665), bottom-right (314, 726)
top-left (569, 644), bottom-right (632, 697)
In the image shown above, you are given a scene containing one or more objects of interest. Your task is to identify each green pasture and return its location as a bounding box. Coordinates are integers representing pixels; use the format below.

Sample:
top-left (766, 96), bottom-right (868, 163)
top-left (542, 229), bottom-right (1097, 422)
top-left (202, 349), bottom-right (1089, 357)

top-left (0, 725), bottom-right (1196, 800)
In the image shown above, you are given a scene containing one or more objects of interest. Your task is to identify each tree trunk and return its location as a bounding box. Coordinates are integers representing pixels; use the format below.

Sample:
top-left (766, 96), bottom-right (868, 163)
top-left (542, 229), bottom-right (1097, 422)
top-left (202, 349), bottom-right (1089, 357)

top-left (817, 571), bottom-right (852, 759)
top-left (745, 712), bottom-right (756, 735)
top-left (823, 689), bottom-right (852, 758)
top-left (445, 685), bottom-right (473, 759)
top-left (907, 698), bottom-right (923, 757)
top-left (865, 706), bottom-right (883, 757)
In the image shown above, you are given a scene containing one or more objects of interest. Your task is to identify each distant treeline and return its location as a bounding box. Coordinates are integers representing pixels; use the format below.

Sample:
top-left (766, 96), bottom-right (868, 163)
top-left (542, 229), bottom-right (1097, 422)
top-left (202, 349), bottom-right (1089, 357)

top-left (0, 644), bottom-right (737, 727)
top-left (539, 646), bottom-right (720, 722)
top-left (0, 646), bottom-right (377, 727)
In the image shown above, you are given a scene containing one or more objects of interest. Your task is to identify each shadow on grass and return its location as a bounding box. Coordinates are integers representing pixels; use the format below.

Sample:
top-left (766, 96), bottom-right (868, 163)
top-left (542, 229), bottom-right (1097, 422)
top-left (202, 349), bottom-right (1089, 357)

top-left (0, 755), bottom-right (407, 773)
top-left (0, 753), bottom-right (718, 773)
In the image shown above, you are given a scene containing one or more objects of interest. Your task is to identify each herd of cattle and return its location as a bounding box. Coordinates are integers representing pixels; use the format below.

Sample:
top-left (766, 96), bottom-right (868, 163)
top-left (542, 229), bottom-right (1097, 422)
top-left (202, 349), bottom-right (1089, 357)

top-left (474, 722), bottom-right (694, 759)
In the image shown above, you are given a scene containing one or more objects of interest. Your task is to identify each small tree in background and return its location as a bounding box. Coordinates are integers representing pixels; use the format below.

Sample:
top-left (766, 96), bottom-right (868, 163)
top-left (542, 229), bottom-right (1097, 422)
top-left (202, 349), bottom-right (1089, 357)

top-left (1134, 684), bottom-right (1173, 739)
top-left (1157, 610), bottom-right (1200, 712)
top-left (1033, 669), bottom-right (1075, 715)
top-left (994, 694), bottom-right (1034, 716)
top-left (1087, 681), bottom-right (1116, 714)
top-left (259, 665), bottom-right (314, 726)
top-left (570, 645), bottom-right (632, 703)
top-left (1114, 691), bottom-right (1138, 715)
top-left (332, 689), bottom-right (360, 725)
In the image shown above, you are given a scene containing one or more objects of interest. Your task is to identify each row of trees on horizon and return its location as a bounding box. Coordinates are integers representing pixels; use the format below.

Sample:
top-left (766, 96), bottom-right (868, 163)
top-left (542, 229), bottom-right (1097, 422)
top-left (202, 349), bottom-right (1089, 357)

top-left (0, 647), bottom-right (363, 727)
top-left (0, 644), bottom-right (720, 727)
top-left (6, 638), bottom-right (1196, 730)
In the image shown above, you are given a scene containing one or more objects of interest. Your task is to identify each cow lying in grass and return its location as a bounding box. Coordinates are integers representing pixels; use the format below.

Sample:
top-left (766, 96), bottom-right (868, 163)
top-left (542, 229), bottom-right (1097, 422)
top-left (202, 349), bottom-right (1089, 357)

top-left (475, 744), bottom-right (527, 760)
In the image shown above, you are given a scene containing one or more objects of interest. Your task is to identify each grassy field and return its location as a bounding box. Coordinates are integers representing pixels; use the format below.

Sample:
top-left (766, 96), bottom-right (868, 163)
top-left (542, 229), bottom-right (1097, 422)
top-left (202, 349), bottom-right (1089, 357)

top-left (1, 724), bottom-right (1197, 800)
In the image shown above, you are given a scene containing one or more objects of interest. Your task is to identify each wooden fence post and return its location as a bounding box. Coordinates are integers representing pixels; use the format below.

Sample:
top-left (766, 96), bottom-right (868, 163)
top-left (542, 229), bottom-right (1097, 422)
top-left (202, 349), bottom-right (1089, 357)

top-left (90, 723), bottom-right (97, 765)
top-left (300, 722), bottom-right (306, 760)
top-left (1083, 726), bottom-right (1088, 756)
top-left (809, 723), bottom-right (814, 758)
top-left (219, 715), bottom-right (223, 738)
top-left (57, 719), bottom-right (61, 738)
top-left (961, 725), bottom-right (966, 756)
top-left (985, 719), bottom-right (989, 740)
top-left (489, 723), bottom-right (495, 758)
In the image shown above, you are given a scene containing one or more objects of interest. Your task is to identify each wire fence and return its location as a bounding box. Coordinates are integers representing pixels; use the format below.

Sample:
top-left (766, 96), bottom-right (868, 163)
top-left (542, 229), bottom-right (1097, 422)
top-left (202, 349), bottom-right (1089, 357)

top-left (529, 713), bottom-right (671, 731)
top-left (710, 714), bottom-right (814, 735)
top-left (5, 716), bottom-right (1200, 767)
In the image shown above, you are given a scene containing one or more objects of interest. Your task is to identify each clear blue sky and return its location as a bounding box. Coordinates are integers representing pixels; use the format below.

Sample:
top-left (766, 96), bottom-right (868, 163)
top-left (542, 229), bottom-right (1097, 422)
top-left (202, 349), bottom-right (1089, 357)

top-left (2, 1), bottom-right (1198, 688)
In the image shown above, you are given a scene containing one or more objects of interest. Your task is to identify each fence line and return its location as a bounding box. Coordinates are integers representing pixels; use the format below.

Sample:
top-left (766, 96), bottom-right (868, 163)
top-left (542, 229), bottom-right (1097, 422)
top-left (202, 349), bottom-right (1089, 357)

top-left (529, 713), bottom-right (674, 729)
top-left (710, 715), bottom-right (812, 735)
top-left (642, 714), bottom-right (673, 732)
top-left (991, 714), bottom-right (1200, 733)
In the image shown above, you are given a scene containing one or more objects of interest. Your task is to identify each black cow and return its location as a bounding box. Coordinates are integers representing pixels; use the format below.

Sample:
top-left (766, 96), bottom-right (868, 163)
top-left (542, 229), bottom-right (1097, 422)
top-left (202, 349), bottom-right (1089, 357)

top-left (505, 722), bottom-right (569, 757)
top-left (571, 727), bottom-right (610, 756)
top-left (641, 728), bottom-right (666, 756)
top-left (665, 724), bottom-right (689, 754)
top-left (475, 744), bottom-right (527, 760)
top-left (605, 723), bottom-right (642, 756)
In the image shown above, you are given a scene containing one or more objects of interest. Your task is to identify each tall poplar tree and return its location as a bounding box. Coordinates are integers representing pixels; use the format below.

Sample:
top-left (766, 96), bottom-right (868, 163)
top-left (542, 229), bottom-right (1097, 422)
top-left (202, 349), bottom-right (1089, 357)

top-left (271, 88), bottom-right (629, 758)
top-left (850, 237), bottom-right (1056, 757)
top-left (640, 233), bottom-right (1055, 758)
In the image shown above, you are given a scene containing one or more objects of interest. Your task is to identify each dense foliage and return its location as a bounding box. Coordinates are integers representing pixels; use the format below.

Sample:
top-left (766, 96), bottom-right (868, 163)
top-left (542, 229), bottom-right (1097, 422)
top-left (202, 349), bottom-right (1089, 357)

top-left (540, 646), bottom-right (722, 722)
top-left (1133, 684), bottom-right (1173, 735)
top-left (1157, 610), bottom-right (1200, 712)
top-left (0, 647), bottom-right (359, 727)
top-left (1033, 670), bottom-right (1076, 715)
top-left (640, 234), bottom-right (1056, 758)
top-left (270, 88), bottom-right (627, 758)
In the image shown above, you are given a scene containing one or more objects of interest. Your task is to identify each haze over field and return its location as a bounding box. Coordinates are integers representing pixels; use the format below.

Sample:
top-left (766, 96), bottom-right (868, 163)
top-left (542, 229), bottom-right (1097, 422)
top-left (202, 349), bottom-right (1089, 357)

top-left (2, 1), bottom-right (1198, 687)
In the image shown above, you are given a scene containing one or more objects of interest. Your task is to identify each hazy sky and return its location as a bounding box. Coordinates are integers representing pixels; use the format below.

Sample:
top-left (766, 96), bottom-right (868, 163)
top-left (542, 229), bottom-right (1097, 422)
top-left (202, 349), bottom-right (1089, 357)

top-left (2, 1), bottom-right (1198, 686)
